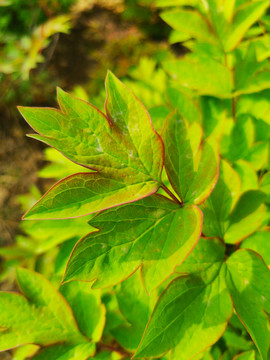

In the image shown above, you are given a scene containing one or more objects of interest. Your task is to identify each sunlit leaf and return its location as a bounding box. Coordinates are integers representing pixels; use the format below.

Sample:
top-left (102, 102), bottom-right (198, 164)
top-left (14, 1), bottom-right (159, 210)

top-left (0, 268), bottom-right (87, 351)
top-left (63, 195), bottom-right (202, 293)
top-left (19, 73), bottom-right (164, 220)
top-left (161, 9), bottom-right (217, 45)
top-left (163, 55), bottom-right (233, 97)
top-left (32, 343), bottom-right (95, 360)
top-left (112, 272), bottom-right (158, 351)
top-left (226, 250), bottom-right (270, 360)
top-left (60, 282), bottom-right (106, 342)
top-left (163, 112), bottom-right (218, 204)
top-left (225, 190), bottom-right (266, 243)
top-left (233, 351), bottom-right (256, 360)
top-left (223, 0), bottom-right (269, 52)
top-left (135, 238), bottom-right (232, 359)
top-left (240, 231), bottom-right (270, 265)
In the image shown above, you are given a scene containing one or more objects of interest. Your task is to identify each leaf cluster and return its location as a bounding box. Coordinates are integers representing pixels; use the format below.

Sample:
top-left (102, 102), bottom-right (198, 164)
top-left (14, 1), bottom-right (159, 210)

top-left (0, 0), bottom-right (269, 359)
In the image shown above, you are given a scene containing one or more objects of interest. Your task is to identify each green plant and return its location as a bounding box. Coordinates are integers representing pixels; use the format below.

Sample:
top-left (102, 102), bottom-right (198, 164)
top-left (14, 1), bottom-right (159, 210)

top-left (0, 0), bottom-right (269, 359)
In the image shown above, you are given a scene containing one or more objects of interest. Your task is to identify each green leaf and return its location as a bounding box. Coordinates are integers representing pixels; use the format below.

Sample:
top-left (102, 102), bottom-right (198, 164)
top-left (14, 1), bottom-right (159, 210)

top-left (0, 268), bottom-right (86, 351)
top-left (233, 351), bottom-right (256, 360)
top-left (226, 250), bottom-right (270, 360)
top-left (157, 0), bottom-right (198, 6)
top-left (244, 142), bottom-right (269, 171)
top-left (23, 173), bottom-right (159, 220)
top-left (200, 97), bottom-right (230, 139)
top-left (176, 237), bottom-right (226, 275)
top-left (222, 328), bottom-right (253, 352)
top-left (202, 161), bottom-right (265, 243)
top-left (105, 71), bottom-right (163, 181)
top-left (161, 9), bottom-right (217, 45)
top-left (20, 216), bottom-right (93, 254)
top-left (224, 0), bottom-right (269, 52)
top-left (63, 195), bottom-right (202, 293)
top-left (225, 190), bottom-right (266, 243)
top-left (234, 43), bottom-right (270, 95)
top-left (148, 105), bottom-right (171, 135)
top-left (169, 29), bottom-right (191, 44)
top-left (39, 148), bottom-right (87, 180)
top-left (112, 271), bottom-right (158, 351)
top-left (167, 87), bottom-right (202, 124)
top-left (13, 344), bottom-right (39, 360)
top-left (240, 230), bottom-right (270, 266)
top-left (32, 343), bottom-right (95, 360)
top-left (135, 238), bottom-right (232, 359)
top-left (234, 160), bottom-right (258, 192)
top-left (54, 238), bottom-right (79, 277)
top-left (260, 172), bottom-right (270, 204)
top-left (237, 90), bottom-right (270, 125)
top-left (225, 115), bottom-right (255, 163)
top-left (60, 282), bottom-right (106, 342)
top-left (163, 112), bottom-right (219, 204)
top-left (19, 72), bottom-right (163, 219)
top-left (163, 55), bottom-right (233, 97)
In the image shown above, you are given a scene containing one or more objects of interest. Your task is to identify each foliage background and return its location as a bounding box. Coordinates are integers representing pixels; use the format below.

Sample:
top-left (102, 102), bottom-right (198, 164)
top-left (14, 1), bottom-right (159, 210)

top-left (0, 0), bottom-right (269, 359)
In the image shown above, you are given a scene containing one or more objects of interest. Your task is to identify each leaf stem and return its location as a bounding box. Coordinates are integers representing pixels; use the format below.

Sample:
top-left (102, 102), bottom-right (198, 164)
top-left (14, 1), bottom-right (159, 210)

top-left (97, 342), bottom-right (131, 357)
top-left (161, 184), bottom-right (183, 206)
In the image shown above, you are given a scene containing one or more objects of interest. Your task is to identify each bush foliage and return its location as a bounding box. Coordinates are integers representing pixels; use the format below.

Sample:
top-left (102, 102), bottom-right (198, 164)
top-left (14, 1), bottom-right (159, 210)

top-left (0, 0), bottom-right (269, 359)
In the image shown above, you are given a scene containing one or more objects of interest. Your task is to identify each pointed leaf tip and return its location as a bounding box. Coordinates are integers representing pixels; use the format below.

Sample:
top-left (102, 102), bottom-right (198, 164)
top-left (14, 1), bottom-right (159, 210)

top-left (56, 86), bottom-right (65, 97)
top-left (106, 70), bottom-right (115, 79)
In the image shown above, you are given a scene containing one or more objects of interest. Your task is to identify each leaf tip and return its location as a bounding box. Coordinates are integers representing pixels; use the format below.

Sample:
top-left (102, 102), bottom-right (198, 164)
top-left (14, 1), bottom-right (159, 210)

top-left (17, 105), bottom-right (28, 118)
top-left (105, 70), bottom-right (118, 85)
top-left (16, 266), bottom-right (28, 281)
top-left (22, 208), bottom-right (32, 220)
top-left (56, 86), bottom-right (65, 97)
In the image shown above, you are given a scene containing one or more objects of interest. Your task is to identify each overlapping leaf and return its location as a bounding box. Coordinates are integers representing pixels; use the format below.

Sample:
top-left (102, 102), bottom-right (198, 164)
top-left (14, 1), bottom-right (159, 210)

top-left (163, 111), bottom-right (219, 204)
top-left (225, 190), bottom-right (266, 243)
top-left (161, 9), bottom-right (218, 45)
top-left (234, 43), bottom-right (270, 95)
top-left (208, 0), bottom-right (268, 52)
top-left (135, 238), bottom-right (233, 359)
top-left (201, 160), bottom-right (266, 243)
top-left (234, 160), bottom-right (258, 192)
top-left (60, 281), bottom-right (106, 342)
top-left (19, 72), bottom-right (163, 220)
top-left (63, 194), bottom-right (202, 293)
top-left (135, 240), bottom-right (270, 359)
top-left (240, 231), bottom-right (270, 266)
top-left (226, 250), bottom-right (270, 360)
top-left (225, 115), bottom-right (254, 163)
top-left (234, 351), bottom-right (256, 360)
top-left (161, 0), bottom-right (268, 53)
top-left (32, 343), bottom-right (95, 360)
top-left (167, 87), bottom-right (202, 124)
top-left (0, 268), bottom-right (89, 351)
top-left (112, 272), bottom-right (159, 351)
top-left (163, 55), bottom-right (233, 97)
